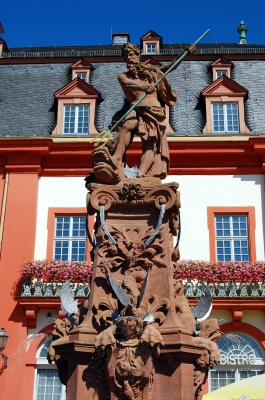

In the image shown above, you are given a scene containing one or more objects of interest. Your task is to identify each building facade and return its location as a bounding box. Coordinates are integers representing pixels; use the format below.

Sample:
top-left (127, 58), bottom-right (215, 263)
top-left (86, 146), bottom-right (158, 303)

top-left (0, 25), bottom-right (265, 399)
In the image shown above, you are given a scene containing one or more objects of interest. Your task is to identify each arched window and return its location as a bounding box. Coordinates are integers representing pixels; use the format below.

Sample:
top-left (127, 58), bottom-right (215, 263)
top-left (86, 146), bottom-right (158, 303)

top-left (210, 333), bottom-right (265, 392)
top-left (34, 337), bottom-right (66, 400)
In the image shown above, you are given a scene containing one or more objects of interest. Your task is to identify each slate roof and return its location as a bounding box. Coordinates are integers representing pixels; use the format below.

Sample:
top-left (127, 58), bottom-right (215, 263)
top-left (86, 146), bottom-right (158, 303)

top-left (1, 49), bottom-right (265, 137)
top-left (0, 63), bottom-right (71, 136)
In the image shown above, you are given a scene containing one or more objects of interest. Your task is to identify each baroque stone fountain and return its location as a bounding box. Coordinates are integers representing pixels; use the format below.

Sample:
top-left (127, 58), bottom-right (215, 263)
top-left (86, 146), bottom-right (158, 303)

top-left (48, 41), bottom-right (220, 400)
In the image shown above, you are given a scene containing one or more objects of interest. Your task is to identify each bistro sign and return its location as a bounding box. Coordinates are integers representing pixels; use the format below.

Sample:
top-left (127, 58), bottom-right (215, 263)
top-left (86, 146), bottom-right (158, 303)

top-left (220, 352), bottom-right (256, 365)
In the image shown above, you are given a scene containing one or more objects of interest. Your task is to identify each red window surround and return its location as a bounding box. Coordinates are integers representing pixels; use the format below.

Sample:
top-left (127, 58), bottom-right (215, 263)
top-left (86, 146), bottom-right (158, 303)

top-left (207, 206), bottom-right (256, 262)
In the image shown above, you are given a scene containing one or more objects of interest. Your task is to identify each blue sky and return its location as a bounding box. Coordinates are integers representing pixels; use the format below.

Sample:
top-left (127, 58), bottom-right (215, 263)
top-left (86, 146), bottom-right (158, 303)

top-left (1, 0), bottom-right (265, 48)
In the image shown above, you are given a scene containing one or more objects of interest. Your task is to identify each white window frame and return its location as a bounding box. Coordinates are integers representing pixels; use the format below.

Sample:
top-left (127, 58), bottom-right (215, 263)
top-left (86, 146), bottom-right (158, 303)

top-left (212, 102), bottom-right (239, 133)
top-left (76, 72), bottom-right (87, 82)
top-left (63, 104), bottom-right (90, 135)
top-left (215, 214), bottom-right (249, 262)
top-left (146, 43), bottom-right (157, 54)
top-left (54, 215), bottom-right (87, 262)
top-left (210, 367), bottom-right (264, 392)
top-left (216, 70), bottom-right (228, 79)
top-left (34, 337), bottom-right (66, 400)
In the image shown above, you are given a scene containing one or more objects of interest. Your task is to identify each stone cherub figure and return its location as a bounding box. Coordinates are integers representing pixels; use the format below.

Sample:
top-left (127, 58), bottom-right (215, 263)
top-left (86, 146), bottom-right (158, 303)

top-left (92, 42), bottom-right (196, 184)
top-left (95, 311), bottom-right (163, 400)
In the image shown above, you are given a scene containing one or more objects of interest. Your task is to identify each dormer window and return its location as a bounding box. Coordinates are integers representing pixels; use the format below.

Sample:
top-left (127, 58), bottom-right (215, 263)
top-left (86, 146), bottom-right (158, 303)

top-left (146, 43), bottom-right (157, 54)
top-left (201, 76), bottom-right (250, 134)
top-left (211, 57), bottom-right (232, 81)
top-left (71, 59), bottom-right (92, 83)
top-left (140, 30), bottom-right (162, 55)
top-left (52, 78), bottom-right (101, 135)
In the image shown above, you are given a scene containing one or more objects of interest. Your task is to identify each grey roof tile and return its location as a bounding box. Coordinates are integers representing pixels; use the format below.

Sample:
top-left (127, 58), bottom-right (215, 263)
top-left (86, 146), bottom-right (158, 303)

top-left (0, 63), bottom-right (71, 136)
top-left (1, 59), bottom-right (265, 137)
top-left (90, 62), bottom-right (126, 132)
top-left (168, 61), bottom-right (211, 135)
top-left (232, 61), bottom-right (265, 134)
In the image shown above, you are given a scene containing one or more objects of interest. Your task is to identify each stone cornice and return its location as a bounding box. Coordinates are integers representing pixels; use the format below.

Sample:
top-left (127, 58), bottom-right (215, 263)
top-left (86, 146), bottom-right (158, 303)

top-left (0, 136), bottom-right (265, 176)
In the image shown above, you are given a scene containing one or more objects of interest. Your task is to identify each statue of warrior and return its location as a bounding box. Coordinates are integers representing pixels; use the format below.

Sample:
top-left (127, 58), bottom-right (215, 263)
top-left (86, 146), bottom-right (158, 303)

top-left (112, 42), bottom-right (196, 179)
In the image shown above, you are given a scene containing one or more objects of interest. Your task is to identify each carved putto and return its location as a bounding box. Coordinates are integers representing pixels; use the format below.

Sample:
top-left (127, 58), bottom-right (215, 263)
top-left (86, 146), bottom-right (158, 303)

top-left (95, 312), bottom-right (163, 400)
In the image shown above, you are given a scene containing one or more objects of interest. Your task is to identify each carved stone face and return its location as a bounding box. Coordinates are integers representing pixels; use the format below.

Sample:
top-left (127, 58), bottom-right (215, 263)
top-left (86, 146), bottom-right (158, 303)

top-left (125, 50), bottom-right (140, 77)
top-left (125, 49), bottom-right (140, 65)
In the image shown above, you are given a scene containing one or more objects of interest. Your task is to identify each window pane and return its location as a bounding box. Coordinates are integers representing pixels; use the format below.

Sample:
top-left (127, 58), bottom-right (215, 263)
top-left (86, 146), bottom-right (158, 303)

top-left (216, 70), bottom-right (227, 78)
top-left (63, 105), bottom-right (89, 135)
top-left (71, 240), bottom-right (86, 261)
top-left (76, 72), bottom-right (87, 81)
top-left (39, 338), bottom-right (53, 358)
top-left (54, 216), bottom-right (86, 261)
top-left (77, 105), bottom-right (89, 135)
top-left (226, 103), bottom-right (239, 132)
top-left (215, 214), bottom-right (249, 261)
top-left (210, 370), bottom-right (236, 391)
top-left (63, 105), bottom-right (76, 134)
top-left (36, 369), bottom-right (63, 399)
top-left (146, 43), bottom-right (157, 53)
top-left (212, 103), bottom-right (239, 133)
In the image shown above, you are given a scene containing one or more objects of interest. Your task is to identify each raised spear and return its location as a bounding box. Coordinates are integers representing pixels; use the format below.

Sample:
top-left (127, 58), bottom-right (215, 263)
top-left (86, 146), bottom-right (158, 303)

top-left (91, 29), bottom-right (210, 147)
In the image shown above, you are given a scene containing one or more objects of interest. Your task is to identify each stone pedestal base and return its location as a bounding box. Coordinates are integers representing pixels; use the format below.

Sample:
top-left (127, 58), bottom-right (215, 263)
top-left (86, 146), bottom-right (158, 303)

top-left (54, 335), bottom-right (208, 400)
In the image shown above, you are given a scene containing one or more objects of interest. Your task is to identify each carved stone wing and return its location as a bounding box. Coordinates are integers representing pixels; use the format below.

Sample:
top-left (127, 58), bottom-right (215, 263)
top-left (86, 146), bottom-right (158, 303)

top-left (60, 280), bottom-right (78, 317)
top-left (191, 285), bottom-right (212, 322)
top-left (107, 270), bottom-right (131, 308)
top-left (142, 311), bottom-right (155, 324)
top-left (137, 267), bottom-right (150, 307)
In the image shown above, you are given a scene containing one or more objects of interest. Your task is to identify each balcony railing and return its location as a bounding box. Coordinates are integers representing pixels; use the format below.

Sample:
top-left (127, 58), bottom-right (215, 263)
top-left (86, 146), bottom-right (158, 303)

top-left (2, 47), bottom-right (265, 59)
top-left (20, 280), bottom-right (265, 298)
top-left (21, 281), bottom-right (90, 297)
top-left (184, 281), bottom-right (265, 297)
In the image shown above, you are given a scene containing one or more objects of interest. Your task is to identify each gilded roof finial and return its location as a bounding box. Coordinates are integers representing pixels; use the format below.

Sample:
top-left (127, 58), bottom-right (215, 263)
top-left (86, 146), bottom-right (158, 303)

top-left (237, 21), bottom-right (247, 44)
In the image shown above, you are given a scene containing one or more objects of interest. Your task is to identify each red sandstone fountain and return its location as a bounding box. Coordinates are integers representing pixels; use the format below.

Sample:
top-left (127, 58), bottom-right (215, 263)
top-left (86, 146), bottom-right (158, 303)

top-left (48, 37), bottom-right (220, 400)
